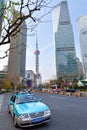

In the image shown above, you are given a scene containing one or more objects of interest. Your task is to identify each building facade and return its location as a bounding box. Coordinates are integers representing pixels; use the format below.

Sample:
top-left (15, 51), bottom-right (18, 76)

top-left (7, 20), bottom-right (27, 84)
top-left (76, 58), bottom-right (83, 80)
top-left (0, 0), bottom-right (5, 36)
top-left (77, 14), bottom-right (87, 78)
top-left (25, 70), bottom-right (35, 88)
top-left (0, 71), bottom-right (7, 89)
top-left (52, 1), bottom-right (78, 81)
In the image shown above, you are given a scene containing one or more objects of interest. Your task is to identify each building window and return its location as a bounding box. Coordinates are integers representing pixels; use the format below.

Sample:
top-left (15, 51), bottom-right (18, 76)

top-left (82, 31), bottom-right (87, 35)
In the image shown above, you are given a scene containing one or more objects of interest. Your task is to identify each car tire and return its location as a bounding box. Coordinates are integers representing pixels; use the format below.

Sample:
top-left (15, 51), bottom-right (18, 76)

top-left (13, 115), bottom-right (19, 128)
top-left (8, 109), bottom-right (10, 114)
top-left (8, 107), bottom-right (10, 114)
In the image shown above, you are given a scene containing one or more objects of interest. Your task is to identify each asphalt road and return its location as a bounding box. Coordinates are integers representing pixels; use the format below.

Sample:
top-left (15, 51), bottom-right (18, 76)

top-left (0, 92), bottom-right (87, 130)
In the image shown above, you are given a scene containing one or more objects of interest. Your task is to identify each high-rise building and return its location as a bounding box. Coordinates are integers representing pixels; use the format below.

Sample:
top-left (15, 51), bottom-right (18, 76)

top-left (7, 20), bottom-right (27, 84)
top-left (76, 58), bottom-right (83, 80)
top-left (77, 14), bottom-right (87, 78)
top-left (52, 1), bottom-right (78, 81)
top-left (0, 0), bottom-right (5, 36)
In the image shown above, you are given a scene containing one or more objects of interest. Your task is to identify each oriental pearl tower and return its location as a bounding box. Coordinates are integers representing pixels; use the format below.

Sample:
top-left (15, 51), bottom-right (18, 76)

top-left (34, 35), bottom-right (41, 87)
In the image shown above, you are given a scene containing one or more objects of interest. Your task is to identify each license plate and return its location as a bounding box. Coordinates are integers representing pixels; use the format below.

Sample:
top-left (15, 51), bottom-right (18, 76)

top-left (22, 118), bottom-right (30, 121)
top-left (33, 117), bottom-right (43, 123)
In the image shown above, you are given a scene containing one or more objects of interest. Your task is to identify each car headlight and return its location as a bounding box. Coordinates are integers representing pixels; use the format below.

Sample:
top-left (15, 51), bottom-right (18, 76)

top-left (19, 114), bottom-right (30, 119)
top-left (44, 110), bottom-right (51, 116)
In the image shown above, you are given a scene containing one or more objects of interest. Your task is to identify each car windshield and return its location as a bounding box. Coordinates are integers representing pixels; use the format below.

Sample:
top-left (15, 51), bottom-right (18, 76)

top-left (16, 95), bottom-right (38, 104)
top-left (51, 85), bottom-right (57, 89)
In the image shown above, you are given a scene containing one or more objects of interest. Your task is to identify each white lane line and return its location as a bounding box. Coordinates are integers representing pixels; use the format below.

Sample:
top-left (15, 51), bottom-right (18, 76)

top-left (0, 95), bottom-right (4, 112)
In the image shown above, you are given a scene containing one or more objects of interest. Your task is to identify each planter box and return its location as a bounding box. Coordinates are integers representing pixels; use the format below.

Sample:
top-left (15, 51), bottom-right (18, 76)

top-left (74, 91), bottom-right (82, 97)
top-left (66, 92), bottom-right (72, 96)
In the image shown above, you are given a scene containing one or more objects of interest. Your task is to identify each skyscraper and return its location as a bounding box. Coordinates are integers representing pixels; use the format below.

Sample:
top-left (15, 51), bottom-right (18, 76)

top-left (77, 14), bottom-right (87, 78)
top-left (52, 1), bottom-right (78, 81)
top-left (76, 58), bottom-right (83, 80)
top-left (7, 20), bottom-right (27, 84)
top-left (0, 0), bottom-right (5, 37)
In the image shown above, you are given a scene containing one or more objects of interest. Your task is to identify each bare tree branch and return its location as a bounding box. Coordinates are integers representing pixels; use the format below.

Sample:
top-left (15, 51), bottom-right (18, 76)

top-left (0, 0), bottom-right (54, 59)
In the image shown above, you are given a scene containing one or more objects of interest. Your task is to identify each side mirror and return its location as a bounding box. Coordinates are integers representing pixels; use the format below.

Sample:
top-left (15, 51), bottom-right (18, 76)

top-left (10, 101), bottom-right (14, 105)
top-left (38, 98), bottom-right (42, 102)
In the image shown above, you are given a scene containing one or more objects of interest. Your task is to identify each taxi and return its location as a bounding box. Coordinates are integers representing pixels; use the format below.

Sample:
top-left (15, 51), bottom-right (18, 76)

top-left (8, 92), bottom-right (51, 127)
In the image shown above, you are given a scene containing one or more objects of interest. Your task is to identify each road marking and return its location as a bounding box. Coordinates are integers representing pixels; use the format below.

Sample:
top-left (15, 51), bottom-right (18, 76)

top-left (0, 95), bottom-right (4, 112)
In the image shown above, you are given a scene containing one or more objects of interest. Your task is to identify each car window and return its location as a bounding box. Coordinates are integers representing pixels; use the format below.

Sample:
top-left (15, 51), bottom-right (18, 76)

top-left (16, 95), bottom-right (38, 104)
top-left (10, 95), bottom-right (16, 102)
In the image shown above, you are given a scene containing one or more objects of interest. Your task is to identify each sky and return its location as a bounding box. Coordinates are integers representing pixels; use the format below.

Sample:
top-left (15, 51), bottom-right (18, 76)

top-left (0, 0), bottom-right (87, 83)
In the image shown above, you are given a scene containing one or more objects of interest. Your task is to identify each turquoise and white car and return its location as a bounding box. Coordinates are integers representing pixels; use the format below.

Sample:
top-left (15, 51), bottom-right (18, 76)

top-left (8, 93), bottom-right (51, 127)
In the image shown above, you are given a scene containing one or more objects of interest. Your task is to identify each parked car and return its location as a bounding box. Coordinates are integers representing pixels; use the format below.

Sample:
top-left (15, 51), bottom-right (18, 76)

top-left (65, 88), bottom-right (75, 93)
top-left (19, 89), bottom-right (31, 94)
top-left (8, 93), bottom-right (51, 128)
top-left (50, 85), bottom-right (62, 92)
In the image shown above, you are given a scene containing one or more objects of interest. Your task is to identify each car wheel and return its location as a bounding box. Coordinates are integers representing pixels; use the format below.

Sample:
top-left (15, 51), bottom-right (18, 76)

top-left (13, 115), bottom-right (18, 128)
top-left (8, 107), bottom-right (10, 114)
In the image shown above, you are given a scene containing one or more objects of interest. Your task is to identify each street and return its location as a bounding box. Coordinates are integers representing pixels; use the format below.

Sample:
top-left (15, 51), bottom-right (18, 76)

top-left (0, 92), bottom-right (87, 130)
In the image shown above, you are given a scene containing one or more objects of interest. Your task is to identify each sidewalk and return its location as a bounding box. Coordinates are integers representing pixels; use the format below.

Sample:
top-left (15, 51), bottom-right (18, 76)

top-left (0, 94), bottom-right (4, 112)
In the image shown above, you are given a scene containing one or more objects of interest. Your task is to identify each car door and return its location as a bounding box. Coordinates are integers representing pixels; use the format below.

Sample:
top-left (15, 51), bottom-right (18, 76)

top-left (9, 95), bottom-right (16, 117)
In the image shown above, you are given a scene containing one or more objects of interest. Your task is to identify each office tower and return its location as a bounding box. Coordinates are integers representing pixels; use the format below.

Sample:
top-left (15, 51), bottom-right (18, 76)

top-left (77, 15), bottom-right (87, 78)
top-left (0, 0), bottom-right (5, 37)
top-left (52, 1), bottom-right (78, 81)
top-left (76, 58), bottom-right (83, 80)
top-left (7, 20), bottom-right (27, 84)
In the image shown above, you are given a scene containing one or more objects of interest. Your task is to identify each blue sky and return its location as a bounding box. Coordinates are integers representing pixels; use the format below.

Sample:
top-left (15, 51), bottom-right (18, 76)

top-left (0, 0), bottom-right (87, 83)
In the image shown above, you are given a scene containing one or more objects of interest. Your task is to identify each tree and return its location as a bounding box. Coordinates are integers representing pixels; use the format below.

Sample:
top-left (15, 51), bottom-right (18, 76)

top-left (2, 78), bottom-right (11, 91)
top-left (56, 77), bottom-right (64, 86)
top-left (0, 0), bottom-right (53, 59)
top-left (72, 78), bottom-right (78, 89)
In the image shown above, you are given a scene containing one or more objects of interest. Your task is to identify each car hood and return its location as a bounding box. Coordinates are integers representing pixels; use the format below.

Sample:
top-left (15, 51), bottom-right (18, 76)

top-left (15, 102), bottom-right (49, 114)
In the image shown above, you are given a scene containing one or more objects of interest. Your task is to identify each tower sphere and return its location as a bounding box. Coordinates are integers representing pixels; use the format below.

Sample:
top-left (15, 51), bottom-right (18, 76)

top-left (34, 49), bottom-right (40, 55)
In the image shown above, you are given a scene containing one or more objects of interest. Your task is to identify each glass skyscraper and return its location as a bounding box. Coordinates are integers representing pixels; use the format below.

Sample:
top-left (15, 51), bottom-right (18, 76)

top-left (52, 1), bottom-right (78, 80)
top-left (77, 15), bottom-right (87, 78)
